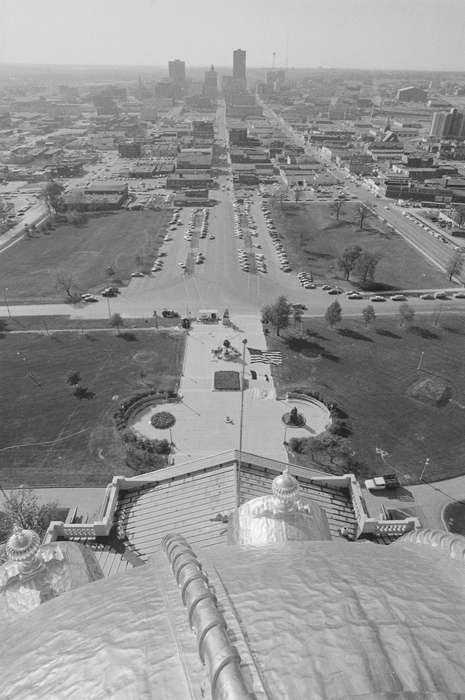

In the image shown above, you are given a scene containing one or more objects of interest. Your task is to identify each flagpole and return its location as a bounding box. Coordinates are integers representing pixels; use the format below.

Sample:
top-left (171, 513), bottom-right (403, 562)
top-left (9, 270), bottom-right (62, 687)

top-left (238, 338), bottom-right (248, 477)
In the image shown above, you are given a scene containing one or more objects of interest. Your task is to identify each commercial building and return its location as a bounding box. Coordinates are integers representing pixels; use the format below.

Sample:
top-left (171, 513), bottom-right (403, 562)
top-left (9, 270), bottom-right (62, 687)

top-left (397, 86), bottom-right (427, 103)
top-left (167, 172), bottom-right (212, 189)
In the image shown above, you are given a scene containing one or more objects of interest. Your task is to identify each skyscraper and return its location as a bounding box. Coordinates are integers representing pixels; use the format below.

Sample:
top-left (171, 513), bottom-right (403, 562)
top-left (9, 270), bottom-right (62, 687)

top-left (203, 65), bottom-right (218, 98)
top-left (233, 49), bottom-right (246, 86)
top-left (168, 59), bottom-right (186, 86)
top-left (430, 108), bottom-right (465, 139)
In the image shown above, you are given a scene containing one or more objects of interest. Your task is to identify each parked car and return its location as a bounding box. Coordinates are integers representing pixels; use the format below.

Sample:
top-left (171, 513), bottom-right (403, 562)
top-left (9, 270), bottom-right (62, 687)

top-left (370, 295), bottom-right (386, 302)
top-left (365, 473), bottom-right (400, 491)
top-left (347, 292), bottom-right (363, 300)
top-left (81, 293), bottom-right (98, 302)
top-left (434, 291), bottom-right (449, 299)
top-left (130, 271), bottom-right (144, 278)
top-left (453, 291), bottom-right (465, 299)
top-left (390, 294), bottom-right (407, 301)
top-left (420, 293), bottom-right (435, 300)
top-left (162, 309), bottom-right (180, 318)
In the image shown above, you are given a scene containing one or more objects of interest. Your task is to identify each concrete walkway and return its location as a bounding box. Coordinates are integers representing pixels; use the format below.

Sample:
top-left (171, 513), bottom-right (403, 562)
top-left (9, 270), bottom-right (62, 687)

top-left (132, 314), bottom-right (330, 463)
top-left (133, 314), bottom-right (289, 462)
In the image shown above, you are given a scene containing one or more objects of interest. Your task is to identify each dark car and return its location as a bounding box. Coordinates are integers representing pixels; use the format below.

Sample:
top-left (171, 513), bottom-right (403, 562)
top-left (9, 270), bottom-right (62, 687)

top-left (292, 303), bottom-right (307, 310)
top-left (162, 309), bottom-right (180, 318)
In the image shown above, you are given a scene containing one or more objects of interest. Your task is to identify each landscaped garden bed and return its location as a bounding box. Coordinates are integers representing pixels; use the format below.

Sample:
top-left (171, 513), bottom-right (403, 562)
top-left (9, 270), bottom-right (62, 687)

top-left (214, 371), bottom-right (241, 391)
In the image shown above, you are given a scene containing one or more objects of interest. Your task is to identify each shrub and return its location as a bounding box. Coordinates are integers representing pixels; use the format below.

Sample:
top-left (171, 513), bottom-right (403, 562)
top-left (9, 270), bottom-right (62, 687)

top-left (150, 411), bottom-right (176, 429)
top-left (288, 437), bottom-right (307, 454)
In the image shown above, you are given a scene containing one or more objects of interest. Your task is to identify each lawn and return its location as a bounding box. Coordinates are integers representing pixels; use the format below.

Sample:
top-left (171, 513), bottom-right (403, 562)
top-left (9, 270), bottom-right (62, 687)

top-left (0, 329), bottom-right (185, 487)
top-left (268, 314), bottom-right (465, 484)
top-left (271, 201), bottom-right (449, 290)
top-left (0, 209), bottom-right (171, 302)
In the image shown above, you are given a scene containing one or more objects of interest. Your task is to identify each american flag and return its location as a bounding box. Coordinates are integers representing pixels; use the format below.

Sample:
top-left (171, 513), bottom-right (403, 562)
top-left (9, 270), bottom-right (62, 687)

top-left (248, 347), bottom-right (283, 365)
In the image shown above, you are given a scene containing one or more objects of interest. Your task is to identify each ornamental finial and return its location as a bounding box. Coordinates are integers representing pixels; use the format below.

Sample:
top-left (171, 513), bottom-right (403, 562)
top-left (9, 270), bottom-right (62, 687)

top-left (5, 524), bottom-right (43, 579)
top-left (271, 466), bottom-right (299, 510)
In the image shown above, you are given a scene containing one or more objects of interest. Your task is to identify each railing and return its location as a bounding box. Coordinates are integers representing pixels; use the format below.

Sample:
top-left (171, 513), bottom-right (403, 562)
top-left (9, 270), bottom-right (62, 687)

top-left (396, 527), bottom-right (465, 562)
top-left (44, 476), bottom-right (126, 543)
top-left (347, 474), bottom-right (419, 539)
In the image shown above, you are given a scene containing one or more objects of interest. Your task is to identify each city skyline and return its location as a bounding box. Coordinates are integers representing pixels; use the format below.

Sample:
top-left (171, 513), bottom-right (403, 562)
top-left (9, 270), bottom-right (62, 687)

top-left (0, 0), bottom-right (464, 71)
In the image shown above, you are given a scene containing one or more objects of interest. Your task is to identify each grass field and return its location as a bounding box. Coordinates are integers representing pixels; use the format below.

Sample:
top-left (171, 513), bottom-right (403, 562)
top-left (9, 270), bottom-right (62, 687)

top-left (1, 315), bottom-right (179, 333)
top-left (0, 209), bottom-right (171, 302)
top-left (271, 201), bottom-right (449, 290)
top-left (0, 329), bottom-right (185, 487)
top-left (268, 314), bottom-right (465, 483)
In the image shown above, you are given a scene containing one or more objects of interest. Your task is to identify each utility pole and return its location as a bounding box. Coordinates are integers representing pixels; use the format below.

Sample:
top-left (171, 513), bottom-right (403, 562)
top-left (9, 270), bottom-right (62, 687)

top-left (238, 338), bottom-right (248, 475)
top-left (106, 296), bottom-right (111, 321)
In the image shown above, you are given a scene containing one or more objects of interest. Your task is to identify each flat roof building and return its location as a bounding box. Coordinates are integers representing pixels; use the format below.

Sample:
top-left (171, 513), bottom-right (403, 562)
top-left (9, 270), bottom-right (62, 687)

top-left (168, 59), bottom-right (186, 86)
top-left (233, 48), bottom-right (246, 89)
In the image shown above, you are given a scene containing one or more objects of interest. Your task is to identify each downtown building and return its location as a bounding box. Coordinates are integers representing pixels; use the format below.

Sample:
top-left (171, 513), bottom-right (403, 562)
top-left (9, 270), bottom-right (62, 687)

top-left (430, 108), bottom-right (465, 140)
top-left (203, 65), bottom-right (218, 99)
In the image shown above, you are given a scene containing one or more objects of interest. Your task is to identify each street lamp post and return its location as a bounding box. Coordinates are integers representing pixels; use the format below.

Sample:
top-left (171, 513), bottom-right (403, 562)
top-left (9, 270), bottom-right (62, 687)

top-left (238, 338), bottom-right (248, 475)
top-left (106, 296), bottom-right (111, 321)
top-left (4, 287), bottom-right (11, 319)
top-left (420, 457), bottom-right (430, 482)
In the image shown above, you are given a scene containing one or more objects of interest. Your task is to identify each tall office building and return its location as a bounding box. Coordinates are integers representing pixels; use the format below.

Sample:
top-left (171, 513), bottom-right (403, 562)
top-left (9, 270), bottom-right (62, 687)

top-left (233, 48), bottom-right (246, 86)
top-left (203, 65), bottom-right (218, 98)
top-left (430, 108), bottom-right (465, 139)
top-left (168, 59), bottom-right (186, 86)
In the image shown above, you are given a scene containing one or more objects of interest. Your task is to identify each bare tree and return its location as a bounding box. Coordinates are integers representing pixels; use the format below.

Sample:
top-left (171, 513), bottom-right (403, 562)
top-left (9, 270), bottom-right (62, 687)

top-left (110, 312), bottom-right (124, 335)
top-left (354, 252), bottom-right (382, 286)
top-left (446, 249), bottom-right (464, 281)
top-left (56, 270), bottom-right (77, 300)
top-left (398, 303), bottom-right (415, 328)
top-left (358, 204), bottom-right (369, 230)
top-left (362, 304), bottom-right (376, 327)
top-left (337, 245), bottom-right (362, 280)
top-left (331, 200), bottom-right (344, 221)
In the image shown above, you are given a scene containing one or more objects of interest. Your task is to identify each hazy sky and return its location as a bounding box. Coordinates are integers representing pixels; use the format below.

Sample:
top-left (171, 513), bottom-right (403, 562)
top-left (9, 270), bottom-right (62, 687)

top-left (0, 0), bottom-right (464, 71)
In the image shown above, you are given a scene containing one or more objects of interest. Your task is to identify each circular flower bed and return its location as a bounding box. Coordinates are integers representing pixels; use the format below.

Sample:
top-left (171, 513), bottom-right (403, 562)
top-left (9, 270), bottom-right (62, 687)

top-left (150, 411), bottom-right (176, 430)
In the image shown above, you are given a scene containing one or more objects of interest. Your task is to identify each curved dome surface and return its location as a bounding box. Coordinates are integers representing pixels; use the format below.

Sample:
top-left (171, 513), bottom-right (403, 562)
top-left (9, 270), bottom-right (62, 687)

top-left (1, 538), bottom-right (465, 698)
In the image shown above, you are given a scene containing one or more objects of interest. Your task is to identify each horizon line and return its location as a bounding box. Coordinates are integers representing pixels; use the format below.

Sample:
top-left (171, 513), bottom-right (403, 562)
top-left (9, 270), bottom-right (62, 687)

top-left (0, 61), bottom-right (464, 74)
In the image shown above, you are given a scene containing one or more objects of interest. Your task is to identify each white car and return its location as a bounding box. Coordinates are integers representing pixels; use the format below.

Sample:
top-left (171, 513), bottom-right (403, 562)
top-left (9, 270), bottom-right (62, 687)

top-left (347, 292), bottom-right (363, 300)
top-left (370, 295), bottom-right (386, 302)
top-left (130, 271), bottom-right (145, 278)
top-left (390, 294), bottom-right (407, 302)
